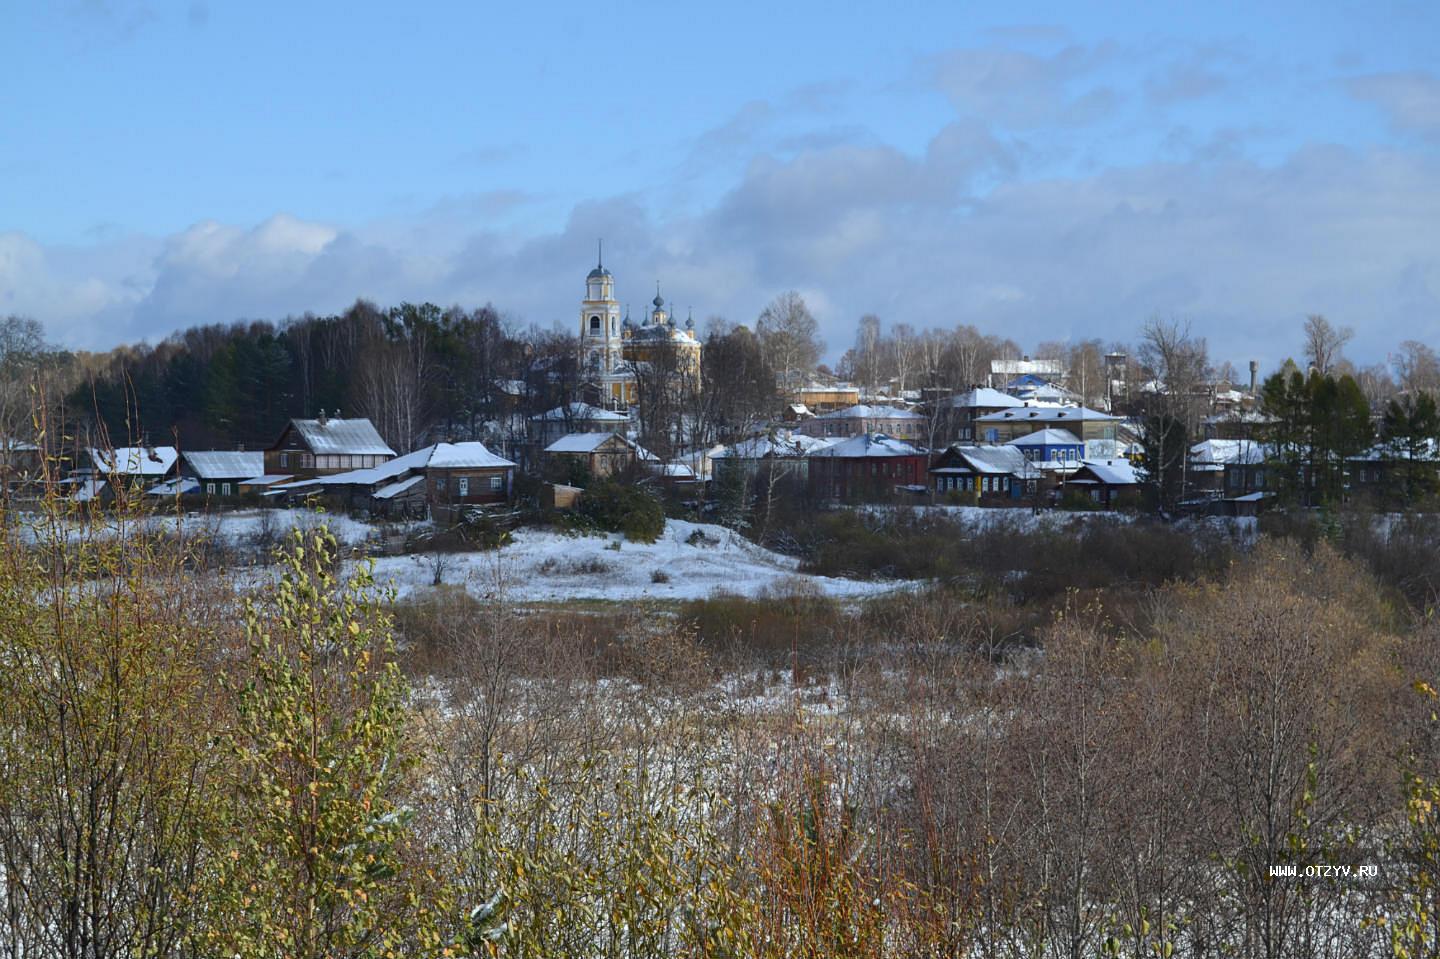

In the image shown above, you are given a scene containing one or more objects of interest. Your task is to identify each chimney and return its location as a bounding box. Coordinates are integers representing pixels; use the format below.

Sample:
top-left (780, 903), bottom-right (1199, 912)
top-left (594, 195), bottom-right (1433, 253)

top-left (318, 409), bottom-right (328, 426)
top-left (1248, 360), bottom-right (1259, 395)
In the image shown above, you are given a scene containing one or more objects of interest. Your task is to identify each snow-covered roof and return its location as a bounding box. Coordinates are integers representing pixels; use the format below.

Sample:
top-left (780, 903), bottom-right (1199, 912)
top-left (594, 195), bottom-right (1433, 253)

top-left (282, 442), bottom-right (515, 491)
top-left (146, 477), bottom-right (201, 496)
top-left (1, 438), bottom-right (39, 452)
top-left (285, 418), bottom-right (396, 457)
top-left (427, 442), bottom-right (517, 469)
top-left (89, 446), bottom-right (179, 476)
top-left (975, 406), bottom-right (1119, 423)
top-left (817, 403), bottom-right (924, 420)
top-left (373, 475), bottom-right (425, 500)
top-left (945, 388), bottom-right (1023, 409)
top-left (545, 432), bottom-right (638, 454)
top-left (531, 402), bottom-right (629, 422)
top-left (944, 444), bottom-right (1036, 477)
top-left (993, 359), bottom-right (1065, 377)
top-left (1076, 458), bottom-right (1139, 485)
top-left (808, 434), bottom-right (921, 458)
top-left (646, 462), bottom-right (698, 479)
top-left (182, 450), bottom-right (265, 479)
top-left (1189, 439), bottom-right (1269, 466)
top-left (716, 433), bottom-right (837, 459)
top-left (1005, 428), bottom-right (1084, 447)
top-left (241, 474), bottom-right (294, 487)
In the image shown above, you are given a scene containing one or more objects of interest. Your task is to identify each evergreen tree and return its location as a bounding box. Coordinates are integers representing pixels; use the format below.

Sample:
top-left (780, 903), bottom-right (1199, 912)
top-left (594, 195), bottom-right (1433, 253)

top-left (1381, 392), bottom-right (1440, 505)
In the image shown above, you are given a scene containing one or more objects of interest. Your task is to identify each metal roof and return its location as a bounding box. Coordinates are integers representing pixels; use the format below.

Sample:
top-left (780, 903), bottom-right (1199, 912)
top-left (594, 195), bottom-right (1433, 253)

top-left (182, 450), bottom-right (265, 479)
top-left (808, 434), bottom-right (921, 458)
top-left (286, 418), bottom-right (396, 457)
top-left (545, 432), bottom-right (634, 454)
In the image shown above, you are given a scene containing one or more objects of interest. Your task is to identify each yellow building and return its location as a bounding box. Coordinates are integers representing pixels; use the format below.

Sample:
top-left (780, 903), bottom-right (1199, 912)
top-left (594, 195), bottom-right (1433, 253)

top-left (579, 251), bottom-right (701, 407)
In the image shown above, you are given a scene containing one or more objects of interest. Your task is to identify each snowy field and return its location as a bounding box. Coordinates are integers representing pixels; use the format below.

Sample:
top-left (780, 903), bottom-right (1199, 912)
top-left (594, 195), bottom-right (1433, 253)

top-left (366, 519), bottom-right (903, 603)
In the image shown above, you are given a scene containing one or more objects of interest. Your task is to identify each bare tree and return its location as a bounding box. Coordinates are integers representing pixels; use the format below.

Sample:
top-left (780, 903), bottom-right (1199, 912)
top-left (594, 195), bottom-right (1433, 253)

top-left (756, 292), bottom-right (823, 391)
top-left (1393, 340), bottom-right (1440, 395)
top-left (1301, 314), bottom-right (1353, 376)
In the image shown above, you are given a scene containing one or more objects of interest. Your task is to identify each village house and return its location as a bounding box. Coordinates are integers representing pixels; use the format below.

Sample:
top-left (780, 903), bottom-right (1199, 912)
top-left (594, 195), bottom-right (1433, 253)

top-left (928, 444), bottom-right (1040, 504)
top-left (787, 384), bottom-right (861, 413)
top-left (934, 388), bottom-right (1023, 443)
top-left (543, 432), bottom-right (649, 482)
top-left (263, 413), bottom-right (396, 480)
top-left (1005, 428), bottom-right (1086, 467)
top-left (271, 442), bottom-right (516, 519)
top-left (989, 357), bottom-right (1066, 390)
top-left (1060, 459), bottom-right (1141, 509)
top-left (713, 431), bottom-right (836, 488)
top-left (806, 433), bottom-right (928, 503)
top-left (182, 450), bottom-right (265, 500)
top-left (797, 403), bottom-right (927, 440)
top-left (974, 405), bottom-right (1121, 457)
top-left (1188, 439), bottom-right (1271, 499)
top-left (529, 402), bottom-right (631, 448)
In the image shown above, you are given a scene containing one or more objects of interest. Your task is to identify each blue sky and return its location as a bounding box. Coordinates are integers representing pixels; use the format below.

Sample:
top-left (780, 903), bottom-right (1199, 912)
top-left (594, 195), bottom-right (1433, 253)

top-left (3, 0), bottom-right (1438, 373)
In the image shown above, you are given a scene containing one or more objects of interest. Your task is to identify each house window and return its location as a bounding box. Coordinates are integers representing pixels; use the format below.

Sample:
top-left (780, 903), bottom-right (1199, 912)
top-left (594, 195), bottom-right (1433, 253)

top-left (436, 478), bottom-right (447, 492)
top-left (302, 454), bottom-right (314, 468)
top-left (279, 453), bottom-right (289, 468)
top-left (221, 483), bottom-right (231, 496)
top-left (489, 475), bottom-right (503, 491)
top-left (206, 482), bottom-right (215, 495)
top-left (458, 477), bottom-right (470, 497)
top-left (983, 477), bottom-right (991, 492)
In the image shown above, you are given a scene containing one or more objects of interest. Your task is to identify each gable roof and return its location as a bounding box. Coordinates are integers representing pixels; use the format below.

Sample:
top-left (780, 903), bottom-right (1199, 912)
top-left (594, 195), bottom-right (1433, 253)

top-left (1072, 459), bottom-right (1140, 485)
top-left (945, 388), bottom-right (1023, 410)
top-left (975, 405), bottom-right (1119, 424)
top-left (716, 433), bottom-right (837, 459)
top-left (817, 403), bottom-right (924, 420)
top-left (276, 442), bottom-right (515, 493)
top-left (545, 432), bottom-right (636, 454)
top-left (182, 450), bottom-right (265, 479)
top-left (281, 418), bottom-right (396, 457)
top-left (531, 402), bottom-right (630, 422)
top-left (1005, 428), bottom-right (1084, 447)
top-left (1189, 439), bottom-right (1270, 466)
top-left (808, 433), bottom-right (921, 458)
top-left (938, 444), bottom-right (1036, 477)
top-left (89, 446), bottom-right (179, 476)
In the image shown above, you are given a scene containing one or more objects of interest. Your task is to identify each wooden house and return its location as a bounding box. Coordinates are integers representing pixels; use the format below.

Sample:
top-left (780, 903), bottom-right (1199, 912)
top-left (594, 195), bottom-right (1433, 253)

top-left (543, 432), bottom-right (647, 481)
top-left (263, 413), bottom-right (396, 480)
top-left (271, 442), bottom-right (516, 520)
top-left (1061, 459), bottom-right (1141, 509)
top-left (929, 444), bottom-right (1040, 504)
top-left (806, 434), bottom-right (928, 503)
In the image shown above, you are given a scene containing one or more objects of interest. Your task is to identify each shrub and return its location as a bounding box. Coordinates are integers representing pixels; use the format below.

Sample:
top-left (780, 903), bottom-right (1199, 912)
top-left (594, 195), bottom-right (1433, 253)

top-left (576, 478), bottom-right (665, 544)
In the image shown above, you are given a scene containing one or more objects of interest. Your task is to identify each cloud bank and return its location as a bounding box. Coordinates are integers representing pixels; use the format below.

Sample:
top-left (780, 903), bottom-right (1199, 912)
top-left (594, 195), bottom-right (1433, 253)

top-left (4, 49), bottom-right (1437, 373)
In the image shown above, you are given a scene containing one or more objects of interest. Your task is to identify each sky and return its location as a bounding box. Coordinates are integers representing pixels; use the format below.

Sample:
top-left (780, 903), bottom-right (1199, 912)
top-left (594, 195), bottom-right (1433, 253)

top-left (2, 0), bottom-right (1438, 374)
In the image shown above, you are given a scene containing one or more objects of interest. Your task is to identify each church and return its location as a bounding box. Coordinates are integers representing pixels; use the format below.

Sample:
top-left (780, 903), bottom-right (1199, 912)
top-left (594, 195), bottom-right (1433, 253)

top-left (578, 248), bottom-right (702, 408)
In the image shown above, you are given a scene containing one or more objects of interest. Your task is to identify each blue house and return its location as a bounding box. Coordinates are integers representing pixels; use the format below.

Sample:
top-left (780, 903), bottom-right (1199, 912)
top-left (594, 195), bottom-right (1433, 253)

top-left (1006, 428), bottom-right (1085, 465)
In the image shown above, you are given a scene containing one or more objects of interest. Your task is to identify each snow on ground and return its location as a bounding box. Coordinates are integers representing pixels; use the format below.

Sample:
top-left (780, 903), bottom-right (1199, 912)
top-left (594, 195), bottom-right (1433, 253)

top-left (14, 507), bottom-right (378, 549)
top-left (367, 519), bottom-right (903, 603)
top-left (180, 508), bottom-right (377, 547)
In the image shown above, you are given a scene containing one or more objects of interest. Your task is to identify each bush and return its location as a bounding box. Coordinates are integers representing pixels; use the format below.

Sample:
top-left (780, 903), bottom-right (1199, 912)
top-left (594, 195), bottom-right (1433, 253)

top-left (576, 478), bottom-right (665, 544)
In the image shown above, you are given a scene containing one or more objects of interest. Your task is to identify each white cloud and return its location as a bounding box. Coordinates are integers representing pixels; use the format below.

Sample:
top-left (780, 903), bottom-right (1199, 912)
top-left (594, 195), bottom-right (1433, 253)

top-left (3, 134), bottom-right (1437, 373)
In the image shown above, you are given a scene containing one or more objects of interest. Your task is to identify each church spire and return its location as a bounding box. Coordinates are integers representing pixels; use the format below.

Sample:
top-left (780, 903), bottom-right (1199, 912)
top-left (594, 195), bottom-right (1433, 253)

top-left (597, 238), bottom-right (603, 270)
